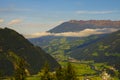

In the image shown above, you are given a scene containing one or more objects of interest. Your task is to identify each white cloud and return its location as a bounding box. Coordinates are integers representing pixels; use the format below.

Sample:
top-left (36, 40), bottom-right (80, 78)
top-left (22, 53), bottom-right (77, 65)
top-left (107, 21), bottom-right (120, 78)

top-left (0, 19), bottom-right (4, 23)
top-left (25, 32), bottom-right (52, 38)
top-left (25, 28), bottom-right (118, 38)
top-left (76, 10), bottom-right (116, 14)
top-left (8, 19), bottom-right (22, 25)
top-left (54, 29), bottom-right (102, 37)
top-left (53, 28), bottom-right (118, 37)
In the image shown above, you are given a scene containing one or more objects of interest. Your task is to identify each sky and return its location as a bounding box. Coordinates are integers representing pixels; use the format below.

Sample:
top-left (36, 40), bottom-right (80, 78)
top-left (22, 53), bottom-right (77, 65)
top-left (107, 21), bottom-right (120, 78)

top-left (0, 0), bottom-right (120, 37)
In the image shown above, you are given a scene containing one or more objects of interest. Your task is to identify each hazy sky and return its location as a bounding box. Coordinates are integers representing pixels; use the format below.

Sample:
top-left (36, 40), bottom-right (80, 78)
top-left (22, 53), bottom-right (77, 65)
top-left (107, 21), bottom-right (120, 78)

top-left (0, 0), bottom-right (120, 35)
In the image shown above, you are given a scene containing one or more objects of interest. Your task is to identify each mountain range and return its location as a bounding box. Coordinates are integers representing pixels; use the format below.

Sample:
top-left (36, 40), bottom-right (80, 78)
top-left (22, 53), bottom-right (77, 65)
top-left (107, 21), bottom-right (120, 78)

top-left (29, 20), bottom-right (120, 47)
top-left (29, 20), bottom-right (120, 71)
top-left (48, 20), bottom-right (120, 33)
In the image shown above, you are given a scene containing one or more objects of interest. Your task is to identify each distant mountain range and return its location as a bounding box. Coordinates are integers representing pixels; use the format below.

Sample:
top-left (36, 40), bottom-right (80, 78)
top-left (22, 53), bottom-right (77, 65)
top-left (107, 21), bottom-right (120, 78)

top-left (0, 28), bottom-right (59, 76)
top-left (29, 20), bottom-right (120, 46)
top-left (48, 20), bottom-right (120, 33)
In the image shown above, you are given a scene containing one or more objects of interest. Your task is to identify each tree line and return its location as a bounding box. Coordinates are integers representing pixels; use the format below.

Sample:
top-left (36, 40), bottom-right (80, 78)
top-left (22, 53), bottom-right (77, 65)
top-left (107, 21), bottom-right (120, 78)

top-left (13, 61), bottom-right (78, 80)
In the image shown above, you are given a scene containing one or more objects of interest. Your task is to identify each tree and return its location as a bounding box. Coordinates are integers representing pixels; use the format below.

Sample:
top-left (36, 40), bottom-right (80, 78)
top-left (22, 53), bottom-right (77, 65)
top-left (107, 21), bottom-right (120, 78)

top-left (40, 62), bottom-right (53, 80)
top-left (14, 58), bottom-right (27, 80)
top-left (56, 67), bottom-right (65, 80)
top-left (40, 62), bottom-right (78, 80)
top-left (65, 62), bottom-right (78, 80)
top-left (7, 51), bottom-right (28, 80)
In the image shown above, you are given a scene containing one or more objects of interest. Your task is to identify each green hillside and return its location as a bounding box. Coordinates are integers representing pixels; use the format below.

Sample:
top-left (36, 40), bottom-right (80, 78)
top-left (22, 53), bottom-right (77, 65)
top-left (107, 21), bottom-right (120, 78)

top-left (0, 28), bottom-right (60, 76)
top-left (42, 35), bottom-right (102, 61)
top-left (31, 30), bottom-right (120, 79)
top-left (70, 30), bottom-right (120, 72)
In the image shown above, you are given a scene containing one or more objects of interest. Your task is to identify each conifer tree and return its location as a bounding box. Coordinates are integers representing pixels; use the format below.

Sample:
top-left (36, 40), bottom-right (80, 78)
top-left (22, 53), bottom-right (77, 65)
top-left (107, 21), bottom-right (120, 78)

top-left (56, 67), bottom-right (65, 80)
top-left (40, 62), bottom-right (78, 80)
top-left (40, 62), bottom-right (52, 80)
top-left (7, 51), bottom-right (27, 80)
top-left (14, 58), bottom-right (27, 80)
top-left (65, 62), bottom-right (78, 80)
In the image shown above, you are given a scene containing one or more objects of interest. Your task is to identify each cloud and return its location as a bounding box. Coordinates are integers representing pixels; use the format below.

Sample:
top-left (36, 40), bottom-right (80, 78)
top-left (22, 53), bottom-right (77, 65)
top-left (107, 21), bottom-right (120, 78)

top-left (8, 19), bottom-right (22, 25)
top-left (0, 8), bottom-right (31, 12)
top-left (0, 19), bottom-right (4, 23)
top-left (54, 29), bottom-right (102, 37)
top-left (25, 32), bottom-right (52, 38)
top-left (25, 28), bottom-right (118, 38)
top-left (76, 10), bottom-right (116, 14)
top-left (53, 28), bottom-right (118, 37)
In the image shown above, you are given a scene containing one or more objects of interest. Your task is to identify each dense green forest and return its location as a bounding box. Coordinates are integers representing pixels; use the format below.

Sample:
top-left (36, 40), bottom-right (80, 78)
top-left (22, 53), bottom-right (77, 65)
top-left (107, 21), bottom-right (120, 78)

top-left (0, 28), bottom-right (59, 77)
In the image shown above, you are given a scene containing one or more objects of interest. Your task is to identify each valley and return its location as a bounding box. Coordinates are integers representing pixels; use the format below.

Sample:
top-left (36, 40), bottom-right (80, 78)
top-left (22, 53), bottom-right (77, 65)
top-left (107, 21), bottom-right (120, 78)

top-left (1, 0), bottom-right (120, 80)
top-left (0, 20), bottom-right (120, 80)
top-left (28, 20), bottom-right (120, 80)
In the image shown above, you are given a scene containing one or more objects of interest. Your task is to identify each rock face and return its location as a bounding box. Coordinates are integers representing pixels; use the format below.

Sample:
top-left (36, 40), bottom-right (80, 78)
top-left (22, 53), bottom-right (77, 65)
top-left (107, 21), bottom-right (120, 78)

top-left (48, 20), bottom-right (120, 33)
top-left (0, 28), bottom-right (60, 76)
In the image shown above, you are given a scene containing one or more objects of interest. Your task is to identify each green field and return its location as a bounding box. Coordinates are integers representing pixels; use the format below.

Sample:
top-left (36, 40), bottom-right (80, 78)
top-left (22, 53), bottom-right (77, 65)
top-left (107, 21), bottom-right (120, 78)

top-left (59, 62), bottom-right (96, 76)
top-left (59, 61), bottom-right (119, 80)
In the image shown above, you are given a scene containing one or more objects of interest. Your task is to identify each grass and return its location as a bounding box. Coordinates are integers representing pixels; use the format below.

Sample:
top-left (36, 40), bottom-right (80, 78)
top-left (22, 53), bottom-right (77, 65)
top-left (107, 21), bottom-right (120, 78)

top-left (59, 61), bottom-right (119, 80)
top-left (59, 61), bottom-right (96, 75)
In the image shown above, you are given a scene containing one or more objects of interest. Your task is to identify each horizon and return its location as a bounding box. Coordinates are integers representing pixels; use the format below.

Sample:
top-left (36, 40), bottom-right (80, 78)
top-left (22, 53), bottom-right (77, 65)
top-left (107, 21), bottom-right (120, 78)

top-left (0, 0), bottom-right (120, 36)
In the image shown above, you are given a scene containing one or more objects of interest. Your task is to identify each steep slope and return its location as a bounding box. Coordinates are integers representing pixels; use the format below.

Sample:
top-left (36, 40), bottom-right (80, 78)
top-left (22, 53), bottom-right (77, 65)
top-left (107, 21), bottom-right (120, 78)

top-left (0, 28), bottom-right (59, 76)
top-left (70, 30), bottom-right (120, 70)
top-left (48, 20), bottom-right (120, 33)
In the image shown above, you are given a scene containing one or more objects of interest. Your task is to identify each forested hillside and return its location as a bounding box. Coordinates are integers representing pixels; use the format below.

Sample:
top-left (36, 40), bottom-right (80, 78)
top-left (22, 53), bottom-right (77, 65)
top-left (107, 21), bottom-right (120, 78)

top-left (0, 28), bottom-right (60, 76)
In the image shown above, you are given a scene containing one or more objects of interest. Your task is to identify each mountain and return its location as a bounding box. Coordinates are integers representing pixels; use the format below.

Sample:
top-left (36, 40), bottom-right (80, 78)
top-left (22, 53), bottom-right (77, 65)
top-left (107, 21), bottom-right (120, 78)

top-left (30, 20), bottom-right (120, 47)
top-left (48, 20), bottom-right (120, 33)
top-left (29, 20), bottom-right (120, 47)
top-left (29, 20), bottom-right (120, 61)
top-left (0, 28), bottom-right (60, 76)
top-left (70, 30), bottom-right (120, 71)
